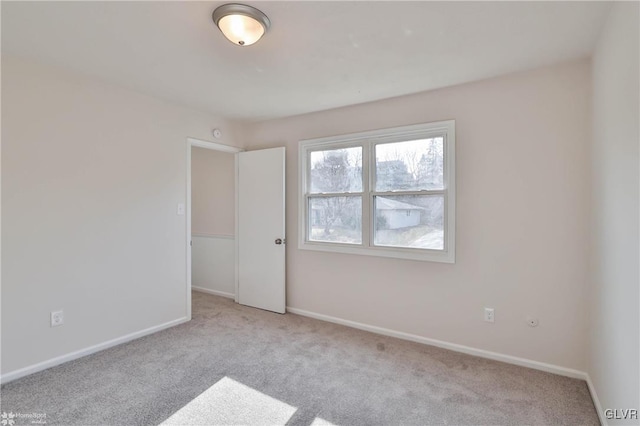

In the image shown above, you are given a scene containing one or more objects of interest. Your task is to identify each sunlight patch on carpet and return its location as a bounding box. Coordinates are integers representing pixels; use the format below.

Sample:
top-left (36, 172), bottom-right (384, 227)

top-left (161, 376), bottom-right (297, 425)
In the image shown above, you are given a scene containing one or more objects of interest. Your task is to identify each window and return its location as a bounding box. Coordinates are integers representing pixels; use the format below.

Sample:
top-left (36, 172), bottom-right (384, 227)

top-left (299, 120), bottom-right (455, 263)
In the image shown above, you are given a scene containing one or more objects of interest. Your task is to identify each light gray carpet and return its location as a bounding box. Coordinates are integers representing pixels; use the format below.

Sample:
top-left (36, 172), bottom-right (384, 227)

top-left (1, 291), bottom-right (599, 425)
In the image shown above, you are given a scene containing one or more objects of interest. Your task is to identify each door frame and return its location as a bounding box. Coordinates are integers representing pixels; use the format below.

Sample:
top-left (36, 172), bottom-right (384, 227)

top-left (186, 137), bottom-right (243, 319)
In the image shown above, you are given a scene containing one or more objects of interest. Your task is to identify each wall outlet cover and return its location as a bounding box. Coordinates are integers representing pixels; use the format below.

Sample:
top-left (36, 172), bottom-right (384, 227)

top-left (51, 310), bottom-right (64, 327)
top-left (484, 307), bottom-right (495, 323)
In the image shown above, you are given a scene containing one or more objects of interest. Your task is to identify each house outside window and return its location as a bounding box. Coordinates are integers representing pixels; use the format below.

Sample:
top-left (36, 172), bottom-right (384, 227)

top-left (298, 120), bottom-right (455, 263)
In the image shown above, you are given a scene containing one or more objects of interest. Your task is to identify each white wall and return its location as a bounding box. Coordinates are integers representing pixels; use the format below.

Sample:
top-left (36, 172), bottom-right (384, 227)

top-left (1, 56), bottom-right (242, 377)
top-left (243, 60), bottom-right (592, 371)
top-left (191, 147), bottom-right (236, 297)
top-left (589, 2), bottom-right (640, 423)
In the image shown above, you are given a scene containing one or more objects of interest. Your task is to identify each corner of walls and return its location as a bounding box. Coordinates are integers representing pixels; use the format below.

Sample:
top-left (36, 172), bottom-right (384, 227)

top-left (586, 373), bottom-right (609, 426)
top-left (225, 118), bottom-right (254, 150)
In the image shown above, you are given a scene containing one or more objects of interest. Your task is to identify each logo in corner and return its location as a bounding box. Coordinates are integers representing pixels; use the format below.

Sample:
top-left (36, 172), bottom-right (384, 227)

top-left (1, 412), bottom-right (16, 426)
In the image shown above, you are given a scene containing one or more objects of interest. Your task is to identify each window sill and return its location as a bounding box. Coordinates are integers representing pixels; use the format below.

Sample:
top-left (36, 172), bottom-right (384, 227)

top-left (298, 240), bottom-right (455, 263)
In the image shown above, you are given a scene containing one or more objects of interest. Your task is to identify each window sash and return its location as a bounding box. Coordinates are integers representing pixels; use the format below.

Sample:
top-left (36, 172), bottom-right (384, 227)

top-left (305, 142), bottom-right (448, 251)
top-left (307, 195), bottom-right (363, 245)
top-left (298, 120), bottom-right (455, 263)
top-left (306, 142), bottom-right (365, 195)
top-left (371, 135), bottom-right (447, 193)
top-left (369, 193), bottom-right (448, 252)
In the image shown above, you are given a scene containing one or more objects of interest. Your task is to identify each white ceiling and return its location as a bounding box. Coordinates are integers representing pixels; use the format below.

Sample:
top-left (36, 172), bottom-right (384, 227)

top-left (2, 1), bottom-right (611, 122)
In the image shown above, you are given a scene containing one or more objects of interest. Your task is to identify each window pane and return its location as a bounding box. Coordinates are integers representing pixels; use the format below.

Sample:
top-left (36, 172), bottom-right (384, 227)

top-left (375, 138), bottom-right (444, 191)
top-left (309, 147), bottom-right (362, 193)
top-left (309, 196), bottom-right (362, 244)
top-left (374, 195), bottom-right (444, 250)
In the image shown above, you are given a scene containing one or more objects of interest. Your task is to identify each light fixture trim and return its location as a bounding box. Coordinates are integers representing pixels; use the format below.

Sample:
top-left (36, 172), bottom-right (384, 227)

top-left (212, 3), bottom-right (271, 46)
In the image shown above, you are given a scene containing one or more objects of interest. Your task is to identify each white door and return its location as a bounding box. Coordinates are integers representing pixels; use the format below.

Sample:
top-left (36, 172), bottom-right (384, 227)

top-left (238, 147), bottom-right (286, 313)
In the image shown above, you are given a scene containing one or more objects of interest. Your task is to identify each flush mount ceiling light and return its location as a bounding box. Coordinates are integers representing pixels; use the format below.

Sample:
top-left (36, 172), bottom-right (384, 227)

top-left (212, 3), bottom-right (271, 47)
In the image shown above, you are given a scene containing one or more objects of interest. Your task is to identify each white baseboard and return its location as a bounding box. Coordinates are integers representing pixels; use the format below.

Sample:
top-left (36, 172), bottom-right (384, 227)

top-left (192, 286), bottom-right (235, 299)
top-left (585, 374), bottom-right (607, 426)
top-left (0, 317), bottom-right (189, 384)
top-left (286, 306), bottom-right (588, 380)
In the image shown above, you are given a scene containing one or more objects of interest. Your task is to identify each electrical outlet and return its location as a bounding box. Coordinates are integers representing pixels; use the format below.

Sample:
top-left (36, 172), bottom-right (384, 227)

top-left (51, 310), bottom-right (64, 327)
top-left (484, 307), bottom-right (495, 323)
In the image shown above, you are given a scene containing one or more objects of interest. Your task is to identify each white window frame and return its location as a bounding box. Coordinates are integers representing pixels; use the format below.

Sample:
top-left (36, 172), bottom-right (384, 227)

top-left (298, 120), bottom-right (455, 263)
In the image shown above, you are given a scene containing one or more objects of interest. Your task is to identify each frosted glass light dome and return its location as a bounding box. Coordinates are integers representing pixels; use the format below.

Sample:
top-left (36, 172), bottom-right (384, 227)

top-left (213, 4), bottom-right (271, 47)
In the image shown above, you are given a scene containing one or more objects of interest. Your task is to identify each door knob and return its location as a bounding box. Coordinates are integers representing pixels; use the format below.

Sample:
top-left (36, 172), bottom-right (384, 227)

top-left (275, 238), bottom-right (284, 245)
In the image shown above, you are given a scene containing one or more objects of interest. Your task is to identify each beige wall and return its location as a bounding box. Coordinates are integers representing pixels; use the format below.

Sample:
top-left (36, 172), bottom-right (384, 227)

top-left (589, 2), bottom-right (640, 423)
top-left (1, 56), bottom-right (242, 375)
top-left (191, 147), bottom-right (235, 236)
top-left (242, 60), bottom-right (592, 371)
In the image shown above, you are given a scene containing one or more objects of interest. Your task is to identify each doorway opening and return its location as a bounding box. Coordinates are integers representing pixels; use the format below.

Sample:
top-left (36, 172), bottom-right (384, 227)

top-left (186, 138), bottom-right (242, 319)
top-left (186, 139), bottom-right (286, 317)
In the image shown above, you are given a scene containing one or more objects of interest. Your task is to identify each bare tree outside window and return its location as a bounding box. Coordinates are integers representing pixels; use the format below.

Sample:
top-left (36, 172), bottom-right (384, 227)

top-left (310, 147), bottom-right (362, 193)
top-left (309, 197), bottom-right (361, 243)
top-left (309, 147), bottom-right (362, 242)
top-left (375, 138), bottom-right (444, 191)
